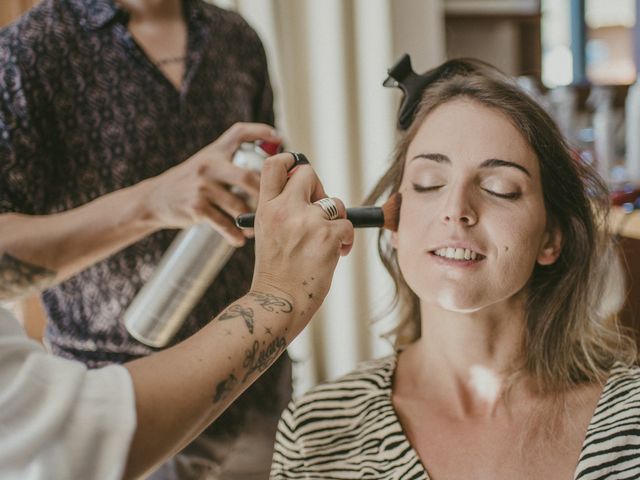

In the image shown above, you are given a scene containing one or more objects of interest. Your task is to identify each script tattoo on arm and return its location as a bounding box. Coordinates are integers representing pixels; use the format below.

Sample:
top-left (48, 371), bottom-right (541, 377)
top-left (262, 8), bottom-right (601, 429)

top-left (210, 337), bottom-right (288, 404)
top-left (0, 253), bottom-right (56, 300)
top-left (242, 336), bottom-right (287, 382)
top-left (247, 291), bottom-right (293, 314)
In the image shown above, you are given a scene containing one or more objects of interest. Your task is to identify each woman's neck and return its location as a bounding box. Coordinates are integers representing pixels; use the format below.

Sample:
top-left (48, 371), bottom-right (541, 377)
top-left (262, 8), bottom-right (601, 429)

top-left (398, 297), bottom-right (534, 418)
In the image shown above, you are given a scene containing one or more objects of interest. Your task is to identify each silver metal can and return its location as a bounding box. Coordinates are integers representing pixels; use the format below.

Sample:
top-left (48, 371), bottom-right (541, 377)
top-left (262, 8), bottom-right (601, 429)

top-left (124, 141), bottom-right (279, 347)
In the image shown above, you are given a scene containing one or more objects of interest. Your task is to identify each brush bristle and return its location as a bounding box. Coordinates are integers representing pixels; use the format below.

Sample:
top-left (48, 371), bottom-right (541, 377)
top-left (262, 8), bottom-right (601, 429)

top-left (382, 192), bottom-right (402, 231)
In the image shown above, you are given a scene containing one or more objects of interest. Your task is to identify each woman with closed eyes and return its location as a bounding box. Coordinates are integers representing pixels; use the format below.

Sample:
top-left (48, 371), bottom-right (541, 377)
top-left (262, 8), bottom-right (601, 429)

top-left (270, 58), bottom-right (640, 480)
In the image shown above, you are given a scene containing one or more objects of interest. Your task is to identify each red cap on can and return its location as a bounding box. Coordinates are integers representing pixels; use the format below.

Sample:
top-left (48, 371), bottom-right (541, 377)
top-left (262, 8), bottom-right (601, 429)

top-left (257, 140), bottom-right (282, 156)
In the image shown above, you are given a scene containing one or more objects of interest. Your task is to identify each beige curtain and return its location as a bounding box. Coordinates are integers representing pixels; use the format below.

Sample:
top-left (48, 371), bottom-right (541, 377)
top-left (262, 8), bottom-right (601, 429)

top-left (215, 0), bottom-right (446, 394)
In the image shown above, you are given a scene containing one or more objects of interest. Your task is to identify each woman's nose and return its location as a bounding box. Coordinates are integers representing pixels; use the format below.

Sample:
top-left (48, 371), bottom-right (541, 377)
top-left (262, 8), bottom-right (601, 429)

top-left (441, 186), bottom-right (478, 226)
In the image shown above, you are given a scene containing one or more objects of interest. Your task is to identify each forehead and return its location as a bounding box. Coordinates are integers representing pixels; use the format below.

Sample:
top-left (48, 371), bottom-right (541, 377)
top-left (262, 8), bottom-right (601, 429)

top-left (407, 98), bottom-right (539, 174)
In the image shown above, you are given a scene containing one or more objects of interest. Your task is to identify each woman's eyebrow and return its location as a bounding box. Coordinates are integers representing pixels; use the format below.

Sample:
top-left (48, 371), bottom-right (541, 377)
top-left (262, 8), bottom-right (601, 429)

top-left (480, 158), bottom-right (531, 177)
top-left (410, 153), bottom-right (450, 164)
top-left (410, 153), bottom-right (531, 178)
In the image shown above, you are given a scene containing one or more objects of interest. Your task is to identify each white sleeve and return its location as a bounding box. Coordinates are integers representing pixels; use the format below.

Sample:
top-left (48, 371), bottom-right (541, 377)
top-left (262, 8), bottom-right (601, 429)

top-left (0, 307), bottom-right (137, 480)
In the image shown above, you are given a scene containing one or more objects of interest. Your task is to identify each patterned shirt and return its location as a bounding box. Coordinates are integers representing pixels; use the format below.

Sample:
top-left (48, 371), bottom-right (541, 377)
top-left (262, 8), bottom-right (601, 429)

top-left (0, 0), bottom-right (290, 462)
top-left (271, 355), bottom-right (640, 479)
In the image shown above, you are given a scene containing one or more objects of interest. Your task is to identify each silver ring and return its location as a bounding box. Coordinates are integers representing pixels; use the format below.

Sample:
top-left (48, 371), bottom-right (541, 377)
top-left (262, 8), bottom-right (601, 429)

top-left (313, 197), bottom-right (339, 221)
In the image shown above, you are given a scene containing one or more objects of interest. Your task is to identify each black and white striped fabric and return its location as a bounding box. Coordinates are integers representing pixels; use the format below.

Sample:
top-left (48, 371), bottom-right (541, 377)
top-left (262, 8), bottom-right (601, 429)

top-left (577, 363), bottom-right (640, 479)
top-left (271, 356), bottom-right (640, 479)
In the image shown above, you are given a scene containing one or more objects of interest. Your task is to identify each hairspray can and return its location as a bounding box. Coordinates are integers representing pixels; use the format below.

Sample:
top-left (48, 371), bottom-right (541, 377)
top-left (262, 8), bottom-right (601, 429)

top-left (124, 141), bottom-right (280, 348)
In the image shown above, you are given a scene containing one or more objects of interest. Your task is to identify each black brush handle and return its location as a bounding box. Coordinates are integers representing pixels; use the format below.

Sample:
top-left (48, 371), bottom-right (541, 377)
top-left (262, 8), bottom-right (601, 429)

top-left (346, 207), bottom-right (383, 227)
top-left (235, 206), bottom-right (384, 229)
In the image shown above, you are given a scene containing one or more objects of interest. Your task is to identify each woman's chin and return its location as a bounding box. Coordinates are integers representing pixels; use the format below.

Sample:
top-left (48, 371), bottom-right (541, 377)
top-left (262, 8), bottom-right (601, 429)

top-left (423, 290), bottom-right (487, 313)
top-left (439, 302), bottom-right (484, 314)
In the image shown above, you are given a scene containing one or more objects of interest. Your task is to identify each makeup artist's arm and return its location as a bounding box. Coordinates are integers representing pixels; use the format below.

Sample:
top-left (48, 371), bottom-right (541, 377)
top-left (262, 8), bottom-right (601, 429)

top-left (0, 122), bottom-right (281, 301)
top-left (122, 153), bottom-right (354, 479)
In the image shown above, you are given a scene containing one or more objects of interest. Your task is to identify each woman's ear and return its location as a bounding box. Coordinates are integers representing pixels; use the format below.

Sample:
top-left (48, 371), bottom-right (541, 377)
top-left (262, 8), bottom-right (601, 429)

top-left (537, 226), bottom-right (563, 266)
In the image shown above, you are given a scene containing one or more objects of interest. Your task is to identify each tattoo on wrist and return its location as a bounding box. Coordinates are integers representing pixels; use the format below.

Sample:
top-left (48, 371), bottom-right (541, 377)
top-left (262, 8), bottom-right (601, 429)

top-left (0, 253), bottom-right (56, 300)
top-left (219, 304), bottom-right (255, 333)
top-left (217, 292), bottom-right (293, 334)
top-left (242, 336), bottom-right (287, 382)
top-left (212, 372), bottom-right (238, 404)
top-left (248, 291), bottom-right (293, 313)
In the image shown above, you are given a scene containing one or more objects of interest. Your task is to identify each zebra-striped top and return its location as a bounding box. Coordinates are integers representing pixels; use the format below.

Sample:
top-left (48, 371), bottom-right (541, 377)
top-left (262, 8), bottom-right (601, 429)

top-left (271, 355), bottom-right (640, 479)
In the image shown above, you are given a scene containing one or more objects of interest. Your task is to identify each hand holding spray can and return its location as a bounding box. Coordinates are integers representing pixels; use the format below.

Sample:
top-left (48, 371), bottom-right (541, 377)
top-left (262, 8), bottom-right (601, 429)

top-left (124, 140), bottom-right (281, 348)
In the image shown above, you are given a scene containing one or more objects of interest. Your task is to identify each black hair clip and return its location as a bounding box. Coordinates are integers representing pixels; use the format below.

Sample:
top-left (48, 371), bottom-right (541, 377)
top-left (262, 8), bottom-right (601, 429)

top-left (383, 54), bottom-right (482, 130)
top-left (383, 54), bottom-right (440, 130)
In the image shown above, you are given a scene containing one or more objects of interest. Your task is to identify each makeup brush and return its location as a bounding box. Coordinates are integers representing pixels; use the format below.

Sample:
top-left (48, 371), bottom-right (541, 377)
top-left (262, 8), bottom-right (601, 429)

top-left (235, 192), bottom-right (402, 231)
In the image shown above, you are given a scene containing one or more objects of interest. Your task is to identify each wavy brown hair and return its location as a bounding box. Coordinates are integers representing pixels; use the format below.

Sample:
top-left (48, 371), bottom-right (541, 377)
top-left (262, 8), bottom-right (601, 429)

top-left (367, 58), bottom-right (636, 392)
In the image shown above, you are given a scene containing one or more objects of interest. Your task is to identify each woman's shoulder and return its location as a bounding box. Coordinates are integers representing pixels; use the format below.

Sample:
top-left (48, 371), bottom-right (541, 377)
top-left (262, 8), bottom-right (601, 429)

top-left (575, 363), bottom-right (640, 478)
top-left (599, 362), bottom-right (640, 406)
top-left (278, 355), bottom-right (404, 451)
top-left (589, 362), bottom-right (640, 426)
top-left (290, 355), bottom-right (397, 409)
top-left (605, 362), bottom-right (640, 391)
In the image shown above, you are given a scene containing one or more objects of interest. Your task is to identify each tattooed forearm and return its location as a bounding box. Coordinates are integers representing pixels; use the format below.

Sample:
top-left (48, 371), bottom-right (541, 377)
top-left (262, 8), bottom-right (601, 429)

top-left (211, 292), bottom-right (292, 404)
top-left (219, 304), bottom-right (255, 333)
top-left (0, 253), bottom-right (56, 300)
top-left (212, 372), bottom-right (238, 404)
top-left (217, 292), bottom-right (293, 334)
top-left (211, 337), bottom-right (287, 404)
top-left (242, 336), bottom-right (287, 382)
top-left (247, 291), bottom-right (293, 314)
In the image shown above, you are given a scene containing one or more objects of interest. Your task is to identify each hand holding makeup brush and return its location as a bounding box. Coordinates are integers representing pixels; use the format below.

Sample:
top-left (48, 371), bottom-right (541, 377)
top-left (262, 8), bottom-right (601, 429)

top-left (236, 192), bottom-right (402, 231)
top-left (250, 152), bottom-right (354, 334)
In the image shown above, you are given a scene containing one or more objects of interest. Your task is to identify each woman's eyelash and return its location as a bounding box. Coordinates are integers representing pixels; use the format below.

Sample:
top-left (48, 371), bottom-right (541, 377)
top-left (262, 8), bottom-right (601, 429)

top-left (412, 183), bottom-right (521, 200)
top-left (412, 183), bottom-right (443, 192)
top-left (482, 188), bottom-right (521, 200)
